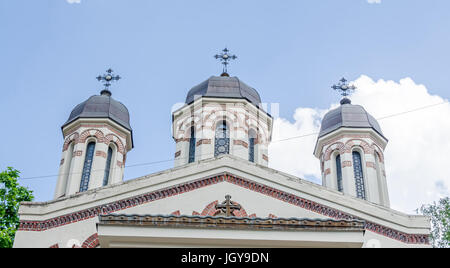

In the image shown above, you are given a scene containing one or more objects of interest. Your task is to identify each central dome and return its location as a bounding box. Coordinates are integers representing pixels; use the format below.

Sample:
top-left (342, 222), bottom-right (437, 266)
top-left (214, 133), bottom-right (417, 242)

top-left (185, 76), bottom-right (262, 108)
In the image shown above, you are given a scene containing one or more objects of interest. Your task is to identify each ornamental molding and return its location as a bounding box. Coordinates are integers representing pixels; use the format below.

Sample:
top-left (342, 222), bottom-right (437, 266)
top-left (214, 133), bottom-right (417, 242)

top-left (18, 173), bottom-right (429, 245)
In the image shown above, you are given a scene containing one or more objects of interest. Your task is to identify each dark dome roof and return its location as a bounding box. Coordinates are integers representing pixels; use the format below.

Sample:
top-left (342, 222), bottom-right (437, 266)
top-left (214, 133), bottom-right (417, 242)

top-left (185, 76), bottom-right (262, 108)
top-left (62, 91), bottom-right (132, 131)
top-left (319, 102), bottom-right (385, 139)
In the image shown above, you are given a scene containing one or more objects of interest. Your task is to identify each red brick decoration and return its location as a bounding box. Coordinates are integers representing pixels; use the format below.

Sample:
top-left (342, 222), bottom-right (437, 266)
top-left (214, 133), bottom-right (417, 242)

top-left (96, 151), bottom-right (107, 158)
top-left (248, 213), bottom-right (257, 218)
top-left (342, 161), bottom-right (352, 167)
top-left (200, 200), bottom-right (248, 217)
top-left (233, 140), bottom-right (248, 148)
top-left (174, 151), bottom-right (181, 158)
top-left (324, 168), bottom-right (331, 175)
top-left (49, 243), bottom-right (59, 248)
top-left (192, 211), bottom-right (201, 216)
top-left (18, 173), bottom-right (429, 245)
top-left (81, 233), bottom-right (99, 248)
top-left (366, 161), bottom-right (376, 169)
top-left (171, 210), bottom-right (181, 216)
top-left (262, 154), bottom-right (269, 161)
top-left (196, 139), bottom-right (211, 146)
top-left (268, 214), bottom-right (278, 219)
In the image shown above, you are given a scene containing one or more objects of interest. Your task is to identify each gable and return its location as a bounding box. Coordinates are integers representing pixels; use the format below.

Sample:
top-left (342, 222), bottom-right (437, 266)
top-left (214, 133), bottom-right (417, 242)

top-left (18, 172), bottom-right (429, 245)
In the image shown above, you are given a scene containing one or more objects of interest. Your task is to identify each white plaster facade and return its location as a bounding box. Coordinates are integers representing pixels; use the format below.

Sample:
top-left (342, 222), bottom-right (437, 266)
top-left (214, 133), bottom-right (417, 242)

top-left (314, 128), bottom-right (390, 207)
top-left (54, 118), bottom-right (133, 199)
top-left (14, 155), bottom-right (430, 248)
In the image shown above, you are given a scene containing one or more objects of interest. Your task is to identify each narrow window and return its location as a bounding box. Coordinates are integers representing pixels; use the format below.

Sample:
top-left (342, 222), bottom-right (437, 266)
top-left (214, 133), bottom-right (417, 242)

top-left (188, 126), bottom-right (196, 163)
top-left (336, 154), bottom-right (343, 192)
top-left (79, 142), bottom-right (96, 192)
top-left (214, 121), bottom-right (230, 157)
top-left (103, 147), bottom-right (113, 186)
top-left (352, 151), bottom-right (366, 200)
top-left (248, 129), bottom-right (256, 163)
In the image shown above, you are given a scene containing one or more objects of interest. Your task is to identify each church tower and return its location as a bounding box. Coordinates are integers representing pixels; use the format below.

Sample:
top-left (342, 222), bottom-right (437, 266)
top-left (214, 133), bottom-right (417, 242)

top-left (54, 69), bottom-right (133, 199)
top-left (172, 48), bottom-right (273, 167)
top-left (314, 78), bottom-right (390, 207)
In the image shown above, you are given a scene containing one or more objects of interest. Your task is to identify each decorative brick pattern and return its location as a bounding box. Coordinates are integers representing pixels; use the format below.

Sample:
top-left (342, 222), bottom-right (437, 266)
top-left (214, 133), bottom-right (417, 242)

top-left (199, 199), bottom-right (249, 218)
top-left (175, 151), bottom-right (181, 158)
top-left (49, 243), bottom-right (59, 248)
top-left (262, 154), bottom-right (269, 161)
top-left (96, 151), bottom-right (107, 158)
top-left (171, 210), bottom-right (181, 216)
top-left (233, 140), bottom-right (248, 148)
top-left (324, 168), bottom-right (331, 175)
top-left (268, 214), bottom-right (278, 219)
top-left (324, 142), bottom-right (345, 161)
top-left (366, 161), bottom-right (376, 169)
top-left (81, 233), bottom-right (99, 248)
top-left (18, 173), bottom-right (429, 245)
top-left (196, 139), bottom-right (211, 146)
top-left (192, 211), bottom-right (201, 216)
top-left (342, 161), bottom-right (352, 167)
top-left (62, 132), bottom-right (80, 152)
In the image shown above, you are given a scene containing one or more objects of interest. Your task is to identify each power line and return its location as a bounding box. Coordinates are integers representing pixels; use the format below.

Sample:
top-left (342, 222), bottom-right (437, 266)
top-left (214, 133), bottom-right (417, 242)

top-left (18, 100), bottom-right (449, 180)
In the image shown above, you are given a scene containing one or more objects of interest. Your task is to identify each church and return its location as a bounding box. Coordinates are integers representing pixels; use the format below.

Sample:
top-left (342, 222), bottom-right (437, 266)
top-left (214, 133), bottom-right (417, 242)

top-left (13, 49), bottom-right (431, 248)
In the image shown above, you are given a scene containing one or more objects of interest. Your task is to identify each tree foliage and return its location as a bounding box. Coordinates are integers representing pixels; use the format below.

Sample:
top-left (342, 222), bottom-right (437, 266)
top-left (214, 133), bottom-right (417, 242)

top-left (0, 167), bottom-right (34, 248)
top-left (418, 197), bottom-right (450, 248)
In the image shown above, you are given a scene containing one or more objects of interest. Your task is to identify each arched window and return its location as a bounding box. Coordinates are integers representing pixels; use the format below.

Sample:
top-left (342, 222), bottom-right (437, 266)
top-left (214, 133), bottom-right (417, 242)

top-left (248, 129), bottom-right (256, 163)
top-left (335, 154), bottom-right (343, 192)
top-left (352, 151), bottom-right (366, 200)
top-left (214, 121), bottom-right (229, 157)
top-left (188, 126), bottom-right (196, 163)
top-left (79, 141), bottom-right (96, 192)
top-left (103, 146), bottom-right (113, 186)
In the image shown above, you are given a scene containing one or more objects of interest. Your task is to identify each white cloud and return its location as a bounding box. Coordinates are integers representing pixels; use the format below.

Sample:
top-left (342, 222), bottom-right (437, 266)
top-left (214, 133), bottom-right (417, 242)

top-left (367, 0), bottom-right (381, 4)
top-left (67, 0), bottom-right (81, 4)
top-left (269, 75), bottom-right (450, 214)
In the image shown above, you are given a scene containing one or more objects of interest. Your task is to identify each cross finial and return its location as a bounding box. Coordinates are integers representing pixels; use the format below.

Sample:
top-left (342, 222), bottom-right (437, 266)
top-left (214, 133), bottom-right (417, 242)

top-left (96, 68), bottom-right (121, 96)
top-left (215, 195), bottom-right (241, 217)
top-left (214, 48), bottom-right (237, 77)
top-left (332, 77), bottom-right (356, 105)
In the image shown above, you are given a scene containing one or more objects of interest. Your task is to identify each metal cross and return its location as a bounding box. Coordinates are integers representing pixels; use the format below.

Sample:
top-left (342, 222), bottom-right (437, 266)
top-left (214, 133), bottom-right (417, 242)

top-left (214, 48), bottom-right (237, 76)
top-left (331, 77), bottom-right (356, 98)
top-left (96, 68), bottom-right (121, 94)
top-left (332, 77), bottom-right (356, 104)
top-left (215, 195), bottom-right (241, 217)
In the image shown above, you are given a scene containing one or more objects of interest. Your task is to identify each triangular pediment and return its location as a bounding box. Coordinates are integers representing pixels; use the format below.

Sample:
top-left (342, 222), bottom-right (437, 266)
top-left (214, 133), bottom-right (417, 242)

top-left (18, 155), bottom-right (429, 245)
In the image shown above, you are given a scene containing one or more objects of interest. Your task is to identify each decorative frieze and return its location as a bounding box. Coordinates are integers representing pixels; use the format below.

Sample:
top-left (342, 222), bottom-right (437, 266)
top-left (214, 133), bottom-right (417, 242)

top-left (19, 173), bottom-right (429, 245)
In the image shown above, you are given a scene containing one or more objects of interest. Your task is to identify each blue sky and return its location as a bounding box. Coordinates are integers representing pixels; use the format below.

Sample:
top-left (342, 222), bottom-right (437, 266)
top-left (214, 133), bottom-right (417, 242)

top-left (1, 0), bottom-right (450, 206)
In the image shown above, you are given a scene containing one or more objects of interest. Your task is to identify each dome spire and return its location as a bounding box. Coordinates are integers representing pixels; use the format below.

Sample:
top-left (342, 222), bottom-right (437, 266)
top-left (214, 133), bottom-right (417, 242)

top-left (331, 77), bottom-right (356, 105)
top-left (96, 68), bottom-right (121, 96)
top-left (214, 47), bottom-right (237, 77)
